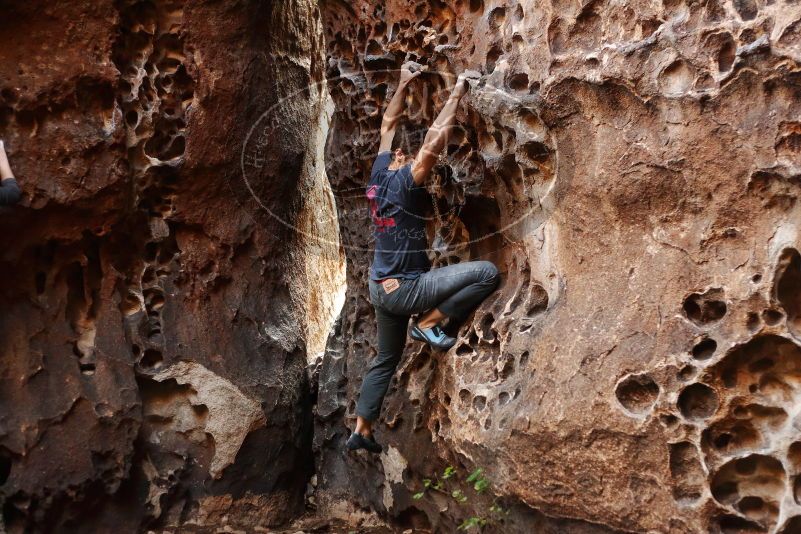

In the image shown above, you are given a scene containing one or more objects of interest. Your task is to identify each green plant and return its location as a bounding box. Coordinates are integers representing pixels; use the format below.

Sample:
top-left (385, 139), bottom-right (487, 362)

top-left (410, 465), bottom-right (509, 531)
top-left (466, 468), bottom-right (489, 493)
top-left (488, 502), bottom-right (505, 515)
top-left (458, 516), bottom-right (487, 530)
top-left (443, 465), bottom-right (457, 479)
top-left (452, 489), bottom-right (468, 503)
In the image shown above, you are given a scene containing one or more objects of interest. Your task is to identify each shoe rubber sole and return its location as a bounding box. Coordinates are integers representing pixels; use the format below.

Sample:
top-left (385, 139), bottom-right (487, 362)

top-left (346, 432), bottom-right (382, 453)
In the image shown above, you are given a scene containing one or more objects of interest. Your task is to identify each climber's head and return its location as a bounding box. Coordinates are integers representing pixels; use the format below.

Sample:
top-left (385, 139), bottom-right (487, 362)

top-left (389, 147), bottom-right (412, 168)
top-left (388, 122), bottom-right (422, 170)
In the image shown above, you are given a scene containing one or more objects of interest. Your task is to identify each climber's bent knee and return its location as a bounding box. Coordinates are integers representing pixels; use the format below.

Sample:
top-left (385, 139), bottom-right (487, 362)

top-left (478, 260), bottom-right (500, 284)
top-left (431, 261), bottom-right (501, 323)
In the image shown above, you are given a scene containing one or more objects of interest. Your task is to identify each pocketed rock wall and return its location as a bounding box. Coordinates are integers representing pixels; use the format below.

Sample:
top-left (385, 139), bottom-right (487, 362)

top-left (313, 0), bottom-right (801, 532)
top-left (0, 0), bottom-right (344, 532)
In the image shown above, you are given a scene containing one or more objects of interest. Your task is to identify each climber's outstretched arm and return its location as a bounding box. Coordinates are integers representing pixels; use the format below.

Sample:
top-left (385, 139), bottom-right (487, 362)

top-left (410, 73), bottom-right (469, 186)
top-left (379, 66), bottom-right (420, 153)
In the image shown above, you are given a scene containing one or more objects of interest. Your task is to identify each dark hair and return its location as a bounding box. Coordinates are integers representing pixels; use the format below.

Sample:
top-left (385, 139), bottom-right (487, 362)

top-left (391, 122), bottom-right (424, 158)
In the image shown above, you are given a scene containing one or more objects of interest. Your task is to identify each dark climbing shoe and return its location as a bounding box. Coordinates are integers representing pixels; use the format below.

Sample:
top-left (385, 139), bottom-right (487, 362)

top-left (346, 432), bottom-right (382, 454)
top-left (410, 322), bottom-right (456, 351)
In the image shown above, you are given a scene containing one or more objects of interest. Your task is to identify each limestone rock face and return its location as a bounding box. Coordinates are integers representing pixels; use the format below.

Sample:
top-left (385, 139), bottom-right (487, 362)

top-left (314, 0), bottom-right (801, 532)
top-left (0, 0), bottom-right (342, 531)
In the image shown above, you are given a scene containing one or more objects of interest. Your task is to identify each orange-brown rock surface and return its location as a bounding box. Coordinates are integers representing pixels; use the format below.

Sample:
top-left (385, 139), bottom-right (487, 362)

top-left (313, 0), bottom-right (801, 533)
top-left (2, 0), bottom-right (801, 532)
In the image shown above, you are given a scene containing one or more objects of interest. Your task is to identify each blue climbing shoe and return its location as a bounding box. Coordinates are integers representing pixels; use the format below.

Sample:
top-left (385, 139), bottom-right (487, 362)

top-left (410, 322), bottom-right (456, 351)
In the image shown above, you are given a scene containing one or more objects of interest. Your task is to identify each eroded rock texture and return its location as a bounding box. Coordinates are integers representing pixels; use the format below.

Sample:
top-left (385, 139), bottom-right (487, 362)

top-left (313, 0), bottom-right (801, 532)
top-left (0, 0), bottom-right (342, 531)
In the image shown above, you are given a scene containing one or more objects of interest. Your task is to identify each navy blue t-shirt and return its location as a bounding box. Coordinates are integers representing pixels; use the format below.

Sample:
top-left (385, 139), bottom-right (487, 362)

top-left (366, 151), bottom-right (431, 281)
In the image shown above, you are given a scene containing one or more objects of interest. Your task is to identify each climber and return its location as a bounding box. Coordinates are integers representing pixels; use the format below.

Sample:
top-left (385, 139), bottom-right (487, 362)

top-left (346, 66), bottom-right (500, 454)
top-left (0, 141), bottom-right (22, 206)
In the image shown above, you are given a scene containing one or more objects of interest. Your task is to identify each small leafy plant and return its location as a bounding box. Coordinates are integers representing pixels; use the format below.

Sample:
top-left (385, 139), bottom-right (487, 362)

top-left (411, 465), bottom-right (509, 531)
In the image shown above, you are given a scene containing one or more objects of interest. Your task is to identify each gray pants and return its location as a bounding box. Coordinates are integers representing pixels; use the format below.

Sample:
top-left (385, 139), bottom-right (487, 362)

top-left (356, 260), bottom-right (500, 422)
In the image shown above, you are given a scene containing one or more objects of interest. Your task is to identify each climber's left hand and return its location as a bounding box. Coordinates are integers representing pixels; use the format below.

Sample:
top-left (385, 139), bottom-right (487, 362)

top-left (400, 65), bottom-right (422, 85)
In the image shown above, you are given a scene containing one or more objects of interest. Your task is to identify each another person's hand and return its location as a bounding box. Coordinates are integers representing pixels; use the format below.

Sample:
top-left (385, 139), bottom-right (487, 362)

top-left (0, 138), bottom-right (21, 205)
top-left (0, 139), bottom-right (15, 181)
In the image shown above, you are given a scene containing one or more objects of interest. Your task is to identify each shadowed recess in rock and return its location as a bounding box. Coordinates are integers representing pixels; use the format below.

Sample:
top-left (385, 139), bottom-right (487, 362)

top-left (692, 337), bottom-right (718, 360)
top-left (775, 248), bottom-right (801, 338)
top-left (677, 383), bottom-right (719, 420)
top-left (710, 454), bottom-right (784, 531)
top-left (669, 441), bottom-right (704, 504)
top-left (615, 373), bottom-right (659, 415)
top-left (683, 289), bottom-right (727, 326)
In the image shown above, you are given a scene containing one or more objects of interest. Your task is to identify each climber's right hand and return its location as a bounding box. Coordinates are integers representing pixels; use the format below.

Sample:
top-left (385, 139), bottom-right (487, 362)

top-left (451, 73), bottom-right (470, 99)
